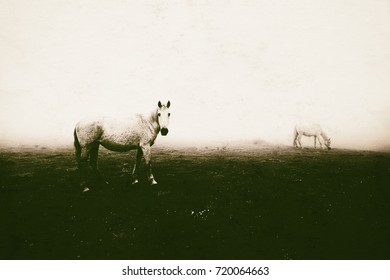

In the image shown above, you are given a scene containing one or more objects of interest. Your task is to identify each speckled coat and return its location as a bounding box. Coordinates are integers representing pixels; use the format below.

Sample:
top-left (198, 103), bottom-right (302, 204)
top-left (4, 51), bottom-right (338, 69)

top-left (74, 101), bottom-right (171, 190)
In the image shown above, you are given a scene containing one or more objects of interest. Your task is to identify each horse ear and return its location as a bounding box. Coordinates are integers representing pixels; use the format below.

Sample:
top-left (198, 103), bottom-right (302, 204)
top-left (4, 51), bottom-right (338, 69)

top-left (167, 101), bottom-right (171, 108)
top-left (158, 101), bottom-right (162, 108)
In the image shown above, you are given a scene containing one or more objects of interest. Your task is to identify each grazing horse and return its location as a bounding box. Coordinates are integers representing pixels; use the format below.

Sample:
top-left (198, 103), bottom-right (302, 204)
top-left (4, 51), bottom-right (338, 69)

top-left (74, 101), bottom-right (171, 192)
top-left (293, 124), bottom-right (331, 150)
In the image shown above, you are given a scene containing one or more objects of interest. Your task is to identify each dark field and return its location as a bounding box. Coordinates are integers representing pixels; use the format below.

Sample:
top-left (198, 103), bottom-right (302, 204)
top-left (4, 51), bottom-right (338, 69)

top-left (1, 145), bottom-right (389, 260)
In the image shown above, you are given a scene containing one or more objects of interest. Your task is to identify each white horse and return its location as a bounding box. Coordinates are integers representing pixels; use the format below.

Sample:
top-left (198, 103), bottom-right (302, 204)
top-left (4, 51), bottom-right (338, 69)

top-left (293, 124), bottom-right (331, 150)
top-left (74, 101), bottom-right (171, 192)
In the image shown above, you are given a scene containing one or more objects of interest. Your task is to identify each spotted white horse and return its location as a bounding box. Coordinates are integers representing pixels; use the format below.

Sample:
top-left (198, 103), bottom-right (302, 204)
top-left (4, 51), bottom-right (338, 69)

top-left (293, 124), bottom-right (331, 150)
top-left (74, 101), bottom-right (171, 192)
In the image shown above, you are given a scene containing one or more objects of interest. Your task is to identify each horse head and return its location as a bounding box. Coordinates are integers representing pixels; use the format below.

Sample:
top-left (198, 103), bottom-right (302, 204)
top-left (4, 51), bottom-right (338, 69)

top-left (157, 101), bottom-right (171, 136)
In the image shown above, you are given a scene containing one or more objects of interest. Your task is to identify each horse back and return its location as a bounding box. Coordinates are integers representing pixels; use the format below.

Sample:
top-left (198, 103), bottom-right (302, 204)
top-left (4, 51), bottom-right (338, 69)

top-left (75, 116), bottom-right (156, 151)
top-left (295, 124), bottom-right (322, 136)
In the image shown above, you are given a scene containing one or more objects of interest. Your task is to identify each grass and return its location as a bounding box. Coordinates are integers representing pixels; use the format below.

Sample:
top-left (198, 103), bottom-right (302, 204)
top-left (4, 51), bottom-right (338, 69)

top-left (0, 145), bottom-right (389, 259)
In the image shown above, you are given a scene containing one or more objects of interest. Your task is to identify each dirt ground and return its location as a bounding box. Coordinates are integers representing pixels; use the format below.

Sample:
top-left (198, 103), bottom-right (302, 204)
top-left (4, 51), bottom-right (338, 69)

top-left (0, 145), bottom-right (389, 260)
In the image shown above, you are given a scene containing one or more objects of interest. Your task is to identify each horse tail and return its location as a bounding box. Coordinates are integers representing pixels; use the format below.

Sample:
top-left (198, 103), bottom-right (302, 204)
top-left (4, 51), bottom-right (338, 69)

top-left (74, 128), bottom-right (81, 165)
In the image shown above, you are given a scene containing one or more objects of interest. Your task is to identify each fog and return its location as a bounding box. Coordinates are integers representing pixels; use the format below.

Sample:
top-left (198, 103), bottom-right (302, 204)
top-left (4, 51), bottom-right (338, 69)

top-left (1, 0), bottom-right (389, 150)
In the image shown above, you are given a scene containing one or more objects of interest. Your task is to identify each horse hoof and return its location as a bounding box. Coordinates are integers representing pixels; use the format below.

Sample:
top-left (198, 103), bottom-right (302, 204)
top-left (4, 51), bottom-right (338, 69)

top-left (150, 179), bottom-right (158, 185)
top-left (132, 179), bottom-right (139, 185)
top-left (82, 187), bottom-right (90, 193)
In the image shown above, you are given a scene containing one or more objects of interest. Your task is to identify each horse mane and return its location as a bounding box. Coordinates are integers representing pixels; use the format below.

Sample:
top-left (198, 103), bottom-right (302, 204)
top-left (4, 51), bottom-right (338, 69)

top-left (148, 109), bottom-right (158, 123)
top-left (147, 109), bottom-right (160, 132)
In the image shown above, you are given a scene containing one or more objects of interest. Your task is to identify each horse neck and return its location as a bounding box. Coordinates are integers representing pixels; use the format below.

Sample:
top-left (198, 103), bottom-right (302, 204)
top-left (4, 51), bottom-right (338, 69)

top-left (147, 109), bottom-right (160, 135)
top-left (320, 130), bottom-right (329, 141)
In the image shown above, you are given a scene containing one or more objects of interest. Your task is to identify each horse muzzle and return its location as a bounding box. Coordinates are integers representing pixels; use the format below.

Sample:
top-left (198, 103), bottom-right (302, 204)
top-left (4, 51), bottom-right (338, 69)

top-left (161, 128), bottom-right (169, 136)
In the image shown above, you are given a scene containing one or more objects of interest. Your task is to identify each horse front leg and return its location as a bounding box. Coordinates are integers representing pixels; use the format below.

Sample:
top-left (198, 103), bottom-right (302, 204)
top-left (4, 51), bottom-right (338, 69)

top-left (141, 145), bottom-right (157, 185)
top-left (131, 147), bottom-right (142, 184)
top-left (318, 136), bottom-right (324, 149)
top-left (314, 136), bottom-right (317, 149)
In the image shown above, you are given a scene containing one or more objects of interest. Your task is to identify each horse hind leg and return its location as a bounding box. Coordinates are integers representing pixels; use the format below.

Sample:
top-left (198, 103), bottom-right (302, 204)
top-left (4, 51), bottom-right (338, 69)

top-left (74, 130), bottom-right (90, 192)
top-left (74, 129), bottom-right (82, 169)
top-left (293, 130), bottom-right (299, 148)
top-left (76, 145), bottom-right (92, 192)
top-left (293, 135), bottom-right (297, 148)
top-left (297, 134), bottom-right (303, 148)
top-left (131, 147), bottom-right (142, 184)
top-left (89, 142), bottom-right (108, 184)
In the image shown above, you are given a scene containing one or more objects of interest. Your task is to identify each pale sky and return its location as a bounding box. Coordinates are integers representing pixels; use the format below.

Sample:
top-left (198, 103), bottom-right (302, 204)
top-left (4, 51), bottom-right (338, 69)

top-left (1, 0), bottom-right (389, 150)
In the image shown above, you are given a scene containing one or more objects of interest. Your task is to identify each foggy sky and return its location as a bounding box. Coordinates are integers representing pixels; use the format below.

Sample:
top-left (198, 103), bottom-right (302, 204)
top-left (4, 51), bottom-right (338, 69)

top-left (1, 0), bottom-right (389, 150)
